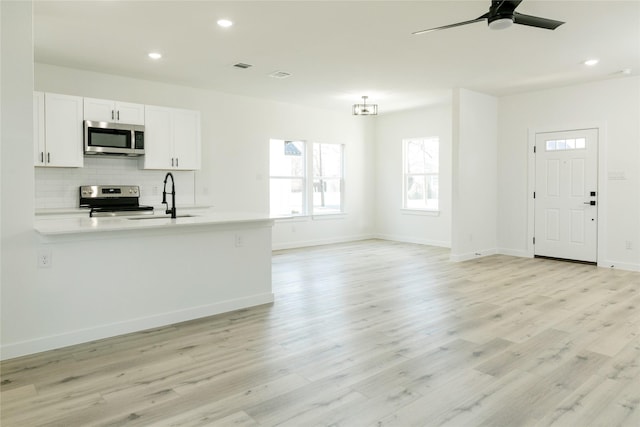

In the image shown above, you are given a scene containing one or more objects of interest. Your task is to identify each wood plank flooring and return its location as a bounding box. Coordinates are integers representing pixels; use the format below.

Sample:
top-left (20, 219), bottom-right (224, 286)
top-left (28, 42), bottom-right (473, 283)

top-left (2, 239), bottom-right (639, 426)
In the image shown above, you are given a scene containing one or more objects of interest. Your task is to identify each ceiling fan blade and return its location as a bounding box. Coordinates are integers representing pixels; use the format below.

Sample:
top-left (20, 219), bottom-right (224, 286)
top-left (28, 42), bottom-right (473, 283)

top-left (412, 17), bottom-right (486, 35)
top-left (493, 0), bottom-right (523, 14)
top-left (513, 12), bottom-right (565, 30)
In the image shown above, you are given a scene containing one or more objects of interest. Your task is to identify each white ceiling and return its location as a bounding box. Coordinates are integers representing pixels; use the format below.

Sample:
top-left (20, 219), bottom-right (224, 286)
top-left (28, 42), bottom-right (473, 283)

top-left (34, 0), bottom-right (640, 114)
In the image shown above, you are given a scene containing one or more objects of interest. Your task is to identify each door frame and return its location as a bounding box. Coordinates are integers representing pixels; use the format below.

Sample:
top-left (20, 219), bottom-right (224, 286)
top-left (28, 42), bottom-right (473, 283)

top-left (527, 122), bottom-right (607, 265)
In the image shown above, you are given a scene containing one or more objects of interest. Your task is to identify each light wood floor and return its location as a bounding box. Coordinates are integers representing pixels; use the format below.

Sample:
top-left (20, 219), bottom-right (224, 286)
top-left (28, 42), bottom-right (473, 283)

top-left (2, 240), bottom-right (639, 426)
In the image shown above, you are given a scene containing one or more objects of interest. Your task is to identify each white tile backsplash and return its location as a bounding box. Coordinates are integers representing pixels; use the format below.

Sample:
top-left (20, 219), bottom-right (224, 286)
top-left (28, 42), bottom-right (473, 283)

top-left (35, 157), bottom-right (195, 209)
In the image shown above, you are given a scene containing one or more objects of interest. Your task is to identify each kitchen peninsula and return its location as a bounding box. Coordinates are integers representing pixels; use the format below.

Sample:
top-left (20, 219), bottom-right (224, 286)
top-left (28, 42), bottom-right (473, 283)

top-left (16, 211), bottom-right (276, 359)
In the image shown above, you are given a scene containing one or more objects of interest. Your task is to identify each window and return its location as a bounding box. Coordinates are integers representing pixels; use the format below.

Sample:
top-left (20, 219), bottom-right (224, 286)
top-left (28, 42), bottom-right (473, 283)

top-left (545, 138), bottom-right (586, 151)
top-left (270, 139), bottom-right (344, 217)
top-left (313, 143), bottom-right (344, 215)
top-left (270, 140), bottom-right (306, 216)
top-left (403, 137), bottom-right (439, 211)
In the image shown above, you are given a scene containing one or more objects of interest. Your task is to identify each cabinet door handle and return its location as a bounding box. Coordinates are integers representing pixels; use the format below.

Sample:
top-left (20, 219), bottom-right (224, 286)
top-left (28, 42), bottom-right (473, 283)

top-left (117, 111), bottom-right (120, 121)
top-left (40, 152), bottom-right (44, 163)
top-left (176, 158), bottom-right (179, 168)
top-left (171, 158), bottom-right (174, 167)
top-left (47, 152), bottom-right (50, 163)
top-left (111, 110), bottom-right (114, 120)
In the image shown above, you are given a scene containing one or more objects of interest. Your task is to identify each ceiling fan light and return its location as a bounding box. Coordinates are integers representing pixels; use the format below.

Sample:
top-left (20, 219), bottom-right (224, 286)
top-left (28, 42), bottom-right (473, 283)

top-left (489, 17), bottom-right (513, 30)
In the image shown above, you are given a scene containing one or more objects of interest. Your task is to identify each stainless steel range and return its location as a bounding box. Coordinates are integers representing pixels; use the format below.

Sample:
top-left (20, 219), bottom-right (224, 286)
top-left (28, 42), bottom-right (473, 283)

top-left (79, 185), bottom-right (154, 217)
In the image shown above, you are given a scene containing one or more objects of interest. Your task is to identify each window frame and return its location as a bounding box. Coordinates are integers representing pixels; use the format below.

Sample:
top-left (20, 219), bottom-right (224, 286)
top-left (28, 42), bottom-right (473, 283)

top-left (402, 136), bottom-right (440, 212)
top-left (269, 139), bottom-right (307, 217)
top-left (269, 139), bottom-right (346, 218)
top-left (311, 142), bottom-right (345, 216)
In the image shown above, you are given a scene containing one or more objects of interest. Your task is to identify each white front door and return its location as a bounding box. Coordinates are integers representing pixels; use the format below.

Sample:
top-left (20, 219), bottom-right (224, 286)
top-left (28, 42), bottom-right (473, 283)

top-left (534, 129), bottom-right (598, 262)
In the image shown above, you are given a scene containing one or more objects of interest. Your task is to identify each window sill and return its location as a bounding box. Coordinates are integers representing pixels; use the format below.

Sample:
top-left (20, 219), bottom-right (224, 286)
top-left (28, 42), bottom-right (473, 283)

top-left (312, 213), bottom-right (347, 221)
top-left (401, 209), bottom-right (440, 217)
top-left (273, 215), bottom-right (310, 223)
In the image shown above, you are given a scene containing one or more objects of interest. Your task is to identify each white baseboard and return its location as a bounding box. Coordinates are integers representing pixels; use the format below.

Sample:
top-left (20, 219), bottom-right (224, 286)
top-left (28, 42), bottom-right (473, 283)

top-left (495, 250), bottom-right (640, 272)
top-left (0, 293), bottom-right (274, 361)
top-left (597, 260), bottom-right (640, 272)
top-left (497, 248), bottom-right (532, 258)
top-left (373, 233), bottom-right (451, 248)
top-left (450, 248), bottom-right (498, 262)
top-left (273, 234), bottom-right (450, 252)
top-left (272, 234), bottom-right (375, 251)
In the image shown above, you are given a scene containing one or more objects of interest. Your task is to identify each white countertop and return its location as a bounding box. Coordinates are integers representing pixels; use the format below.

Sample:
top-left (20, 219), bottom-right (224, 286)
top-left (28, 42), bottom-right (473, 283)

top-left (35, 209), bottom-right (280, 235)
top-left (35, 204), bottom-right (212, 216)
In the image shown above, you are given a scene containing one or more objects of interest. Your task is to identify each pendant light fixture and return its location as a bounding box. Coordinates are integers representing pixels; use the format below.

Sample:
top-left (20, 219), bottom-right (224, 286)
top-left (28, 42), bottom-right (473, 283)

top-left (352, 96), bottom-right (378, 116)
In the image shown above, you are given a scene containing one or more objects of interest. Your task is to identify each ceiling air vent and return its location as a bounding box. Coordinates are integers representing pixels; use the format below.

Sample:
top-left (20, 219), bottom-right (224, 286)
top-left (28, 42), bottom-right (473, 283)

top-left (269, 71), bottom-right (292, 79)
top-left (233, 63), bottom-right (253, 69)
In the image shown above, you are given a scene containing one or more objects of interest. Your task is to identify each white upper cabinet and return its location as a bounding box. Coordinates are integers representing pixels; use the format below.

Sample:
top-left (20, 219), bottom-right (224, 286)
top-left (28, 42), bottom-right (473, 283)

top-left (143, 105), bottom-right (201, 170)
top-left (34, 92), bottom-right (84, 168)
top-left (172, 109), bottom-right (201, 170)
top-left (143, 105), bottom-right (173, 170)
top-left (83, 97), bottom-right (145, 125)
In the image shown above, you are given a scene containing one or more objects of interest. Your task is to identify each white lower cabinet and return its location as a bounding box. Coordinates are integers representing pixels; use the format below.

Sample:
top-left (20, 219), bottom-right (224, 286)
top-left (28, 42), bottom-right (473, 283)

top-left (143, 105), bottom-right (201, 170)
top-left (34, 92), bottom-right (83, 168)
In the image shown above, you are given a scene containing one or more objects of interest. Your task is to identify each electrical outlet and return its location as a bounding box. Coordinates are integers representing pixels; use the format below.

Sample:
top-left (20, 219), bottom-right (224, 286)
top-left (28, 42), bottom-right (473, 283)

top-left (37, 249), bottom-right (52, 268)
top-left (235, 234), bottom-right (244, 247)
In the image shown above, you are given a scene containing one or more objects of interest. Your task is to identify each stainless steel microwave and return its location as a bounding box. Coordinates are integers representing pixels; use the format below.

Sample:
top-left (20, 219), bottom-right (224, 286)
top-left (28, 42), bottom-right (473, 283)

top-left (84, 120), bottom-right (145, 156)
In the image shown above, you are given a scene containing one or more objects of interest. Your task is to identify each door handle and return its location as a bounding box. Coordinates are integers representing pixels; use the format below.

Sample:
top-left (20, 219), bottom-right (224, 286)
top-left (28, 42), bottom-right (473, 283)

top-left (584, 201), bottom-right (596, 206)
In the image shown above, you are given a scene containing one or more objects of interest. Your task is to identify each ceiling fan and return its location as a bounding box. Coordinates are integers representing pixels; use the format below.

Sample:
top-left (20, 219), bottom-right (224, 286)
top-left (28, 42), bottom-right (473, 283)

top-left (413, 0), bottom-right (565, 35)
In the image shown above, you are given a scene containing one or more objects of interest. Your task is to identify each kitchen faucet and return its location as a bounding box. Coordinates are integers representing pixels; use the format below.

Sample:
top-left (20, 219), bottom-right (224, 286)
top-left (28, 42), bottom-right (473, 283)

top-left (162, 172), bottom-right (176, 218)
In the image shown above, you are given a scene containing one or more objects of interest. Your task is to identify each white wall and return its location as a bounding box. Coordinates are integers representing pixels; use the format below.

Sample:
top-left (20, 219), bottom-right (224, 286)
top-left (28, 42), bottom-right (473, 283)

top-left (373, 104), bottom-right (452, 247)
top-left (35, 63), bottom-right (375, 247)
top-left (1, 0), bottom-right (37, 359)
top-left (268, 105), bottom-right (376, 249)
top-left (451, 88), bottom-right (498, 261)
top-left (498, 76), bottom-right (640, 270)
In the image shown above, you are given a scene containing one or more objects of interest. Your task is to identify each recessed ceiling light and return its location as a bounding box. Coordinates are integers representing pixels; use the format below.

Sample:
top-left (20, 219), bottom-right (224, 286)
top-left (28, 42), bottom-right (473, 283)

top-left (148, 52), bottom-right (162, 60)
top-left (269, 71), bottom-right (292, 79)
top-left (217, 19), bottom-right (233, 28)
top-left (584, 58), bottom-right (599, 66)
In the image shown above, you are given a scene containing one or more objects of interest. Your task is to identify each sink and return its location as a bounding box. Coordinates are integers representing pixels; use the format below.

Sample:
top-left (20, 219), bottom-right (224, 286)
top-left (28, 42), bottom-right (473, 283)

top-left (128, 214), bottom-right (199, 220)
